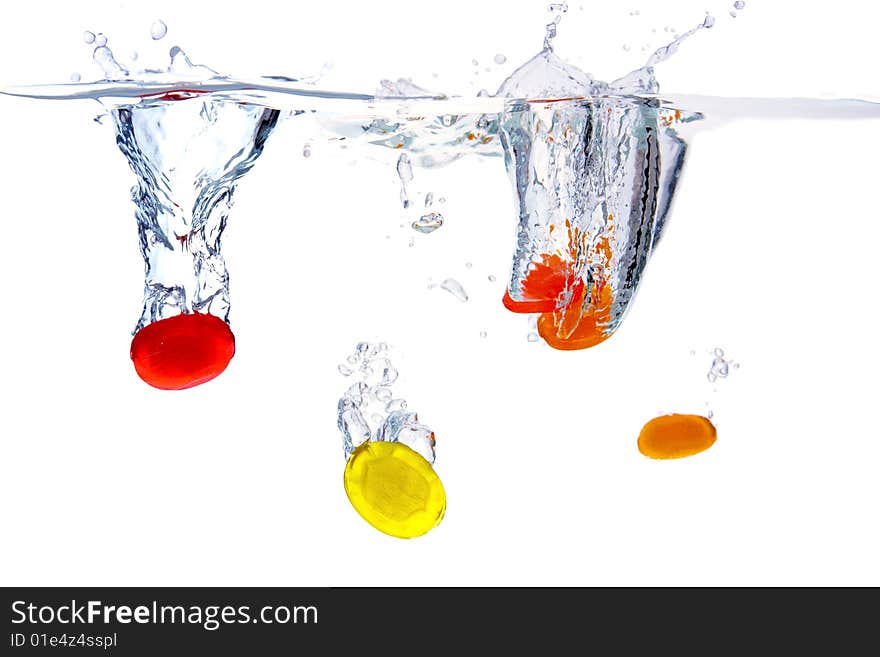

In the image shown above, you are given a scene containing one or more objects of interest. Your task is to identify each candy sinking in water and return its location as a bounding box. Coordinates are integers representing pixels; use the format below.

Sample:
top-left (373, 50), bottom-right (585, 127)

top-left (130, 312), bottom-right (235, 390)
top-left (112, 70), bottom-right (280, 389)
top-left (637, 413), bottom-right (717, 460)
top-left (336, 342), bottom-right (444, 538)
top-left (344, 441), bottom-right (446, 539)
top-left (496, 93), bottom-right (689, 350)
top-left (0, 11), bottom-right (799, 382)
top-left (492, 12), bottom-right (708, 351)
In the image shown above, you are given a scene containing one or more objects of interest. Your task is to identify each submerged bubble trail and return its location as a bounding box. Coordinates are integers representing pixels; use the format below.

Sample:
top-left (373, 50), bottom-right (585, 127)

top-left (397, 153), bottom-right (413, 208)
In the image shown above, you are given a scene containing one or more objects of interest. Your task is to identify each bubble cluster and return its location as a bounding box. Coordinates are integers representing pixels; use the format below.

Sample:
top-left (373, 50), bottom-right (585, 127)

top-left (707, 347), bottom-right (738, 383)
top-left (336, 341), bottom-right (436, 465)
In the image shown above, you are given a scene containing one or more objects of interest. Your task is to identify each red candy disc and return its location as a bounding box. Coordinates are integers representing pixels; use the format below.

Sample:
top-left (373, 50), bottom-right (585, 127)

top-left (130, 312), bottom-right (235, 390)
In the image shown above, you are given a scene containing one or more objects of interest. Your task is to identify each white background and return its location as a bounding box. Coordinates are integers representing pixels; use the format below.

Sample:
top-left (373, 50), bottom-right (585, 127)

top-left (0, 0), bottom-right (878, 586)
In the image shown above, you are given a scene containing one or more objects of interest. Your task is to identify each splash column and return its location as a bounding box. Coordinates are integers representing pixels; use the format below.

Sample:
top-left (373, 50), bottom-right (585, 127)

top-left (114, 93), bottom-right (279, 389)
top-left (498, 97), bottom-right (688, 349)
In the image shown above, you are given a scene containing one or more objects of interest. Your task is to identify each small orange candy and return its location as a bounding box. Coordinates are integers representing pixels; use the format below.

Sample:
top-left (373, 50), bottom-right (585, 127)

top-left (637, 414), bottom-right (717, 460)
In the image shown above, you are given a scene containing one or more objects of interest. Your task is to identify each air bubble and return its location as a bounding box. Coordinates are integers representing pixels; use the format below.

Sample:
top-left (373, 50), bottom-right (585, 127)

top-left (412, 212), bottom-right (444, 234)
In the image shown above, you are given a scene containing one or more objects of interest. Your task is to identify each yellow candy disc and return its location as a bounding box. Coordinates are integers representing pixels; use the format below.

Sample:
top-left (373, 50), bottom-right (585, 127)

top-left (343, 441), bottom-right (446, 539)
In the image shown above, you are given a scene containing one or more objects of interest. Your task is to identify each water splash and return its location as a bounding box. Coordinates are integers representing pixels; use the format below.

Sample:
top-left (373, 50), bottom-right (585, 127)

top-left (113, 98), bottom-right (280, 330)
top-left (336, 341), bottom-right (436, 464)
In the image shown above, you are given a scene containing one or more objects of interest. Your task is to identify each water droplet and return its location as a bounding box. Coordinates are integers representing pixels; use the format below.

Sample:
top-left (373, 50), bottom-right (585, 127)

top-left (338, 364), bottom-right (353, 376)
top-left (730, 10), bottom-right (737, 17)
top-left (528, 316), bottom-right (538, 330)
top-left (689, 349), bottom-right (696, 356)
top-left (494, 53), bottom-right (507, 65)
top-left (734, 1), bottom-right (745, 9)
top-left (465, 262), bottom-right (473, 269)
top-left (527, 332), bottom-right (540, 343)
top-left (480, 331), bottom-right (488, 338)
top-left (488, 275), bottom-right (496, 282)
top-left (702, 15), bottom-right (716, 28)
top-left (346, 354), bottom-right (358, 365)
top-left (371, 414), bottom-right (384, 425)
top-left (408, 238), bottom-right (415, 248)
top-left (130, 51), bottom-right (138, 61)
top-left (94, 33), bottom-right (107, 47)
top-left (424, 192), bottom-right (434, 208)
top-left (375, 387), bottom-right (393, 403)
top-left (70, 72), bottom-right (81, 82)
top-left (471, 58), bottom-right (479, 66)
top-left (356, 342), bottom-right (370, 356)
top-left (378, 342), bottom-right (388, 352)
top-left (83, 31), bottom-right (95, 44)
top-left (622, 44), bottom-right (631, 51)
top-left (438, 197), bottom-right (446, 204)
top-left (439, 278), bottom-right (468, 302)
top-left (412, 212), bottom-right (444, 234)
top-left (150, 20), bottom-right (168, 41)
top-left (714, 348), bottom-right (724, 357)
top-left (302, 143), bottom-right (311, 158)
